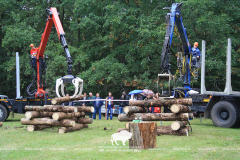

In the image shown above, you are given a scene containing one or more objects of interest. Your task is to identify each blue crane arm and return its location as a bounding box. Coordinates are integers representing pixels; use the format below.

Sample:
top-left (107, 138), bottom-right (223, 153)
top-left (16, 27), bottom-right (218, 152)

top-left (161, 2), bottom-right (191, 73)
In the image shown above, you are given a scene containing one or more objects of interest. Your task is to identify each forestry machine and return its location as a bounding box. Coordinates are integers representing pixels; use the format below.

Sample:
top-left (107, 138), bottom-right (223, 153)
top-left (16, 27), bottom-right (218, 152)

top-left (158, 2), bottom-right (201, 97)
top-left (28, 7), bottom-right (83, 99)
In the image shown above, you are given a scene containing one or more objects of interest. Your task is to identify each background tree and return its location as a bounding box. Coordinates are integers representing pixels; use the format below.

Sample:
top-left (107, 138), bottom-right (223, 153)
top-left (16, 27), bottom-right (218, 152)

top-left (0, 0), bottom-right (239, 99)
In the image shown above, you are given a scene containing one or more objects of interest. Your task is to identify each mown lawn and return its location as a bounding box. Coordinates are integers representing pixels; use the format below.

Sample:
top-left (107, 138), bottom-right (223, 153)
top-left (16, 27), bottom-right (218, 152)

top-left (0, 113), bottom-right (239, 160)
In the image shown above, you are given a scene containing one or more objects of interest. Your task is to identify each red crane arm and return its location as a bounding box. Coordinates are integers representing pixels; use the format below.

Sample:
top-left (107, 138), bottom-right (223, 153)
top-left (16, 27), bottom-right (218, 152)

top-left (38, 7), bottom-right (65, 57)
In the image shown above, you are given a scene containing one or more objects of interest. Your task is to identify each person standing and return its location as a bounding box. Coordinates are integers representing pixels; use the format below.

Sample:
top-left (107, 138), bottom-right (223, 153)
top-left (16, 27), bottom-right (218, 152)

top-left (81, 93), bottom-right (88, 106)
top-left (93, 93), bottom-right (103, 120)
top-left (30, 44), bottom-right (38, 70)
top-left (192, 42), bottom-right (201, 60)
top-left (119, 92), bottom-right (126, 114)
top-left (106, 92), bottom-right (114, 120)
top-left (145, 94), bottom-right (152, 113)
top-left (88, 92), bottom-right (95, 118)
top-left (150, 95), bottom-right (161, 113)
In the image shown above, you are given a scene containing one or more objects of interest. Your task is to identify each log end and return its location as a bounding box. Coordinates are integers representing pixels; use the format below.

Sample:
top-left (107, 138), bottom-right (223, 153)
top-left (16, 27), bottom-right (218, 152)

top-left (0, 122), bottom-right (3, 127)
top-left (52, 113), bottom-right (60, 120)
top-left (58, 127), bottom-right (66, 134)
top-left (72, 121), bottom-right (76, 127)
top-left (189, 113), bottom-right (194, 119)
top-left (170, 104), bottom-right (180, 113)
top-left (27, 125), bottom-right (34, 132)
top-left (171, 121), bottom-right (181, 131)
top-left (25, 112), bottom-right (32, 119)
top-left (123, 107), bottom-right (129, 114)
top-left (74, 107), bottom-right (78, 113)
top-left (90, 107), bottom-right (94, 113)
top-left (51, 99), bottom-right (57, 105)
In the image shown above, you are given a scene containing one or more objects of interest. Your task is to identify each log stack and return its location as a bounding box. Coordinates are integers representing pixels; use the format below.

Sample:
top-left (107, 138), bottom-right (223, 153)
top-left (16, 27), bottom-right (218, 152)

top-left (21, 96), bottom-right (94, 134)
top-left (118, 98), bottom-right (193, 137)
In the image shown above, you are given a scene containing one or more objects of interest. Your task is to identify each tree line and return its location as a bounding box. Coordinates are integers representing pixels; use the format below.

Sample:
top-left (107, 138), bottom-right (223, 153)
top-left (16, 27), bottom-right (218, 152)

top-left (0, 0), bottom-right (239, 98)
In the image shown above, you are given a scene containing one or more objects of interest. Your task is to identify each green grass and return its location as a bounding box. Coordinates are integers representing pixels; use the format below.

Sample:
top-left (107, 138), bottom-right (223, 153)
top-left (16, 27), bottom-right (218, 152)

top-left (0, 114), bottom-right (240, 160)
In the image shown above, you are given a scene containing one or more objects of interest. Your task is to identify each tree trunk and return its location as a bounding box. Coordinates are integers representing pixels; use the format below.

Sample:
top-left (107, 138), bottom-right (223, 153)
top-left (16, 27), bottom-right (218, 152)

top-left (117, 128), bottom-right (128, 132)
top-left (0, 122), bottom-right (2, 127)
top-left (129, 122), bottom-right (157, 149)
top-left (129, 98), bottom-right (192, 107)
top-left (27, 125), bottom-right (52, 132)
top-left (52, 112), bottom-right (84, 120)
top-left (58, 124), bottom-right (84, 134)
top-left (157, 126), bottom-right (189, 136)
top-left (21, 118), bottom-right (75, 127)
top-left (170, 104), bottom-right (191, 113)
top-left (123, 106), bottom-right (147, 115)
top-left (118, 113), bottom-right (190, 122)
top-left (171, 121), bottom-right (188, 130)
top-left (25, 105), bottom-right (77, 113)
top-left (51, 95), bottom-right (84, 105)
top-left (25, 111), bottom-right (54, 120)
top-left (76, 106), bottom-right (94, 113)
top-left (77, 118), bottom-right (93, 124)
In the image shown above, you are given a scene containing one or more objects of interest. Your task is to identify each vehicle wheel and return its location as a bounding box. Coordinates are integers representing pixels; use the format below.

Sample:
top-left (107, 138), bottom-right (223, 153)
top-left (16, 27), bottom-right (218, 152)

top-left (211, 101), bottom-right (240, 128)
top-left (0, 105), bottom-right (8, 122)
top-left (6, 111), bottom-right (10, 120)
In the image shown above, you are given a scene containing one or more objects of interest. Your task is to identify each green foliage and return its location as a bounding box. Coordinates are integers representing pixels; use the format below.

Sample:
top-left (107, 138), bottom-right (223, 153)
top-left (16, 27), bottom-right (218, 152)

top-left (0, 0), bottom-right (240, 98)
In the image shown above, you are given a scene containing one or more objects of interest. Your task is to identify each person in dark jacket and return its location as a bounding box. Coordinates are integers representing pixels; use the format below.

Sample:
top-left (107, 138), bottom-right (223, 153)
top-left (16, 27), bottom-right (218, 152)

top-left (80, 93), bottom-right (88, 106)
top-left (93, 93), bottom-right (103, 120)
top-left (88, 92), bottom-right (95, 118)
top-left (106, 92), bottom-right (114, 120)
top-left (119, 95), bottom-right (125, 114)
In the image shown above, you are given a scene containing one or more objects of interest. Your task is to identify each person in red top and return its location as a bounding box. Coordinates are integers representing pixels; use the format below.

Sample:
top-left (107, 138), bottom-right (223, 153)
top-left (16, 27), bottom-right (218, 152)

top-left (29, 44), bottom-right (46, 71)
top-left (30, 44), bottom-right (38, 57)
top-left (30, 44), bottom-right (38, 70)
top-left (150, 95), bottom-right (161, 113)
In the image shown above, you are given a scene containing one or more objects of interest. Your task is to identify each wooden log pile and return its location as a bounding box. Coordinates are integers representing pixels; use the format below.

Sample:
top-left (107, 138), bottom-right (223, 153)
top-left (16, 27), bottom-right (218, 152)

top-left (21, 96), bottom-right (94, 133)
top-left (118, 98), bottom-right (193, 137)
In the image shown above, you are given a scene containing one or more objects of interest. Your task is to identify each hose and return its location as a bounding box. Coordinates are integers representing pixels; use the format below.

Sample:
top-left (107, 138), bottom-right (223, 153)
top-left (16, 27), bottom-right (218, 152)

top-left (27, 69), bottom-right (37, 96)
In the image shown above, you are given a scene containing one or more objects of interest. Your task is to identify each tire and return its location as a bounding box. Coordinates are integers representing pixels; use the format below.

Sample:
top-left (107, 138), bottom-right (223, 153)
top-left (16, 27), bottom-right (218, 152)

top-left (6, 111), bottom-right (10, 120)
top-left (211, 101), bottom-right (240, 128)
top-left (0, 104), bottom-right (8, 122)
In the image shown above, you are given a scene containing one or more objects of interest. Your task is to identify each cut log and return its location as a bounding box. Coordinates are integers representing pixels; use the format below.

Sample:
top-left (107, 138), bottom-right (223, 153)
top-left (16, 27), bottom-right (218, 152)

top-left (123, 106), bottom-right (147, 115)
top-left (129, 98), bottom-right (192, 107)
top-left (25, 111), bottom-right (54, 120)
top-left (58, 124), bottom-right (84, 134)
top-left (170, 104), bottom-right (191, 113)
top-left (0, 122), bottom-right (2, 127)
top-left (189, 113), bottom-right (194, 119)
top-left (77, 118), bottom-right (93, 124)
top-left (126, 122), bottom-right (130, 130)
top-left (83, 124), bottom-right (88, 128)
top-left (129, 122), bottom-right (157, 149)
top-left (171, 121), bottom-right (188, 131)
top-left (51, 95), bottom-right (84, 105)
top-left (157, 126), bottom-right (189, 136)
top-left (118, 113), bottom-right (190, 122)
top-left (21, 118), bottom-right (75, 127)
top-left (25, 105), bottom-right (77, 113)
top-left (76, 106), bottom-right (94, 113)
top-left (27, 125), bottom-right (52, 132)
top-left (157, 126), bottom-right (191, 132)
top-left (117, 128), bottom-right (128, 132)
top-left (52, 112), bottom-right (84, 120)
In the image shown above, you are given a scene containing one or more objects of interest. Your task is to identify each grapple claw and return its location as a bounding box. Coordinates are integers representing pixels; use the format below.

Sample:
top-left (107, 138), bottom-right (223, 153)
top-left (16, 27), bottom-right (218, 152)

top-left (56, 78), bottom-right (63, 98)
top-left (55, 75), bottom-right (83, 98)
